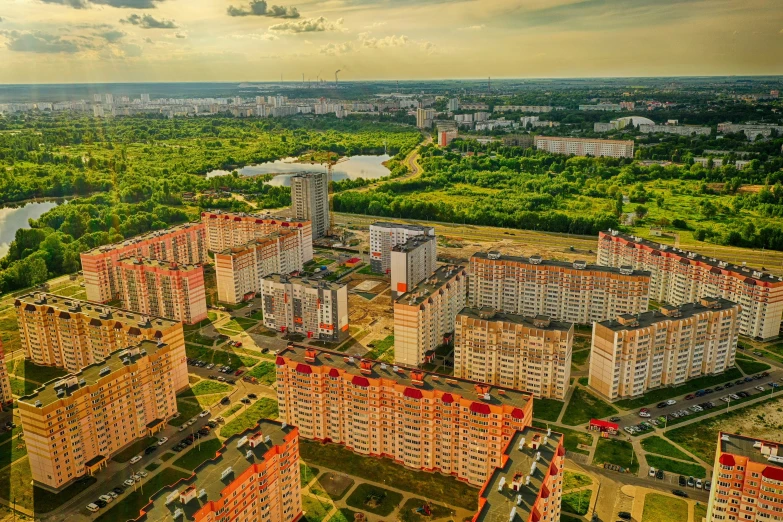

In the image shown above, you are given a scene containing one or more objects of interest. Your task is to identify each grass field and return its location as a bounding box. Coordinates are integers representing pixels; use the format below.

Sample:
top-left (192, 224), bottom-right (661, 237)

top-left (0, 457), bottom-right (97, 513)
top-left (327, 509), bottom-right (359, 522)
top-left (641, 436), bottom-right (696, 462)
top-left (734, 354), bottom-right (771, 375)
top-left (571, 349), bottom-right (590, 369)
top-left (645, 455), bottom-right (706, 479)
top-left (563, 471), bottom-right (593, 491)
top-left (178, 380), bottom-right (232, 397)
top-left (219, 398), bottom-right (279, 438)
top-left (112, 437), bottom-right (157, 463)
top-left (398, 498), bottom-right (456, 522)
top-left (185, 343), bottom-right (259, 368)
top-left (533, 398), bottom-right (565, 422)
top-left (562, 490), bottom-right (592, 516)
top-left (614, 368), bottom-right (743, 410)
top-left (169, 398), bottom-right (203, 427)
top-left (345, 483), bottom-right (403, 517)
top-left (301, 463), bottom-right (320, 487)
top-left (561, 387), bottom-right (619, 426)
top-left (6, 358), bottom-right (67, 385)
top-left (247, 361), bottom-right (277, 385)
top-left (641, 493), bottom-right (688, 522)
top-left (593, 438), bottom-right (639, 474)
top-left (303, 495), bottom-right (332, 522)
top-left (539, 424), bottom-right (594, 455)
top-left (172, 438), bottom-right (223, 471)
top-left (365, 335), bottom-right (394, 360)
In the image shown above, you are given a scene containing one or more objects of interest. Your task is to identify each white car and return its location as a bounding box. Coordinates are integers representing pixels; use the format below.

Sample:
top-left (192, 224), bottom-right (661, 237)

top-left (178, 425), bottom-right (186, 432)
top-left (696, 479), bottom-right (703, 489)
top-left (649, 467), bottom-right (656, 477)
top-left (132, 474), bottom-right (141, 482)
top-left (756, 386), bottom-right (766, 392)
top-left (107, 491), bottom-right (118, 499)
top-left (139, 471), bottom-right (148, 478)
top-left (86, 503), bottom-right (100, 513)
top-left (199, 410), bottom-right (210, 418)
top-left (665, 399), bottom-right (677, 406)
top-left (99, 495), bottom-right (113, 504)
top-left (188, 419), bottom-right (197, 426)
top-left (639, 411), bottom-right (651, 418)
top-left (123, 479), bottom-right (135, 487)
top-left (129, 455), bottom-right (142, 464)
top-left (158, 437), bottom-right (168, 446)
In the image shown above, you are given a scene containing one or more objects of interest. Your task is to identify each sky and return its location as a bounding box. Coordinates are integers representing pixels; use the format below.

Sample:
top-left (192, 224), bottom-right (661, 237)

top-left (0, 0), bottom-right (781, 83)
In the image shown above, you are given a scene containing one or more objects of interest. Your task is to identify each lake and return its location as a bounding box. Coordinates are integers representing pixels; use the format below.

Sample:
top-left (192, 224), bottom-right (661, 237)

top-left (206, 155), bottom-right (391, 186)
top-left (0, 200), bottom-right (65, 258)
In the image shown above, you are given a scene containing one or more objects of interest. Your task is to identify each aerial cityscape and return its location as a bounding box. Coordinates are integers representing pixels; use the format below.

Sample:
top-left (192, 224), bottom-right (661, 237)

top-left (1, 1), bottom-right (783, 522)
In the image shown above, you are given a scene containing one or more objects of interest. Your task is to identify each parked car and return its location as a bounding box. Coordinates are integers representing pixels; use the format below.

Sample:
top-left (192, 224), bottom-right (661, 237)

top-left (724, 382), bottom-right (734, 388)
top-left (123, 479), bottom-right (135, 487)
top-left (696, 479), bottom-right (703, 489)
top-left (756, 385), bottom-right (766, 392)
top-left (130, 455), bottom-right (142, 464)
top-left (235, 370), bottom-right (244, 376)
top-left (95, 499), bottom-right (108, 508)
top-left (754, 351), bottom-right (764, 356)
top-left (139, 471), bottom-right (148, 478)
top-left (99, 494), bottom-right (113, 503)
top-left (221, 397), bottom-right (231, 405)
top-left (656, 469), bottom-right (664, 480)
top-left (720, 396), bottom-right (731, 403)
top-left (673, 489), bottom-right (688, 498)
top-left (735, 379), bottom-right (745, 385)
top-left (199, 410), bottom-right (210, 418)
top-left (112, 486), bottom-right (124, 495)
top-left (86, 503), bottom-right (100, 512)
top-left (639, 411), bottom-right (651, 418)
top-left (178, 425), bottom-right (186, 432)
top-left (227, 379), bottom-right (236, 385)
top-left (704, 388), bottom-right (714, 394)
top-left (684, 394), bottom-right (695, 400)
top-left (762, 371), bottom-right (770, 377)
top-left (715, 385), bottom-right (724, 391)
top-left (158, 437), bottom-right (168, 446)
top-left (247, 393), bottom-right (258, 399)
top-left (678, 475), bottom-right (687, 487)
top-left (241, 397), bottom-right (251, 404)
top-left (705, 481), bottom-right (712, 491)
top-left (745, 377), bottom-right (754, 382)
top-left (649, 467), bottom-right (656, 477)
top-left (665, 399), bottom-right (677, 406)
top-left (730, 394), bottom-right (740, 400)
top-left (144, 446), bottom-right (156, 455)
top-left (754, 374), bottom-right (763, 380)
top-left (656, 402), bottom-right (667, 409)
top-left (687, 476), bottom-right (695, 487)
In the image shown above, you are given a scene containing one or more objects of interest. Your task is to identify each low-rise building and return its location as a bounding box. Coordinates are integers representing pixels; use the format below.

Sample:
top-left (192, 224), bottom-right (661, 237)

top-left (369, 222), bottom-right (435, 274)
top-left (590, 298), bottom-right (741, 400)
top-left (579, 103), bottom-right (622, 111)
top-left (454, 308), bottom-right (573, 400)
top-left (394, 265), bottom-right (467, 366)
top-left (391, 235), bottom-right (438, 298)
top-left (638, 123), bottom-right (711, 136)
top-left (18, 340), bottom-right (182, 491)
top-left (534, 136), bottom-right (634, 158)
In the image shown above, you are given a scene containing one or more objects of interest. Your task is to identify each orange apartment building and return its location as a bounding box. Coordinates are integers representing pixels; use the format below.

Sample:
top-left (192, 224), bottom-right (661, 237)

top-left (598, 230), bottom-right (783, 340)
top-left (707, 432), bottom-right (783, 522)
top-left (201, 210), bottom-right (314, 262)
top-left (0, 340), bottom-right (12, 408)
top-left (275, 343), bottom-right (534, 486)
top-left (454, 308), bottom-right (573, 400)
top-left (393, 265), bottom-right (467, 367)
top-left (130, 420), bottom-right (302, 522)
top-left (590, 298), bottom-right (741, 400)
top-left (80, 223), bottom-right (208, 303)
top-left (469, 252), bottom-right (650, 324)
top-left (18, 339), bottom-right (183, 491)
top-left (114, 258), bottom-right (208, 325)
top-left (214, 232), bottom-right (304, 304)
top-left (534, 135), bottom-right (634, 158)
top-left (14, 293), bottom-right (188, 391)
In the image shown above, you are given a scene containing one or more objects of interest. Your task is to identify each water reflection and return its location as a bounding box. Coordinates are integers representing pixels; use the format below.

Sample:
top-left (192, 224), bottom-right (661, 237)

top-left (0, 200), bottom-right (65, 258)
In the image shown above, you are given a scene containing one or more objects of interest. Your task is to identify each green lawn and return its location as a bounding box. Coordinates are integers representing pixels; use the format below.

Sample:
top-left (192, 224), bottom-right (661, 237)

top-left (0, 439), bottom-right (28, 468)
top-left (300, 439), bottom-right (478, 511)
top-left (562, 489), bottom-right (592, 516)
top-left (172, 438), bottom-right (223, 471)
top-left (553, 425), bottom-right (594, 455)
top-left (247, 361), bottom-right (277, 385)
top-left (112, 437), bottom-right (157, 463)
top-left (571, 349), bottom-right (590, 369)
top-left (0, 457), bottom-right (97, 513)
top-left (303, 495), bottom-right (332, 522)
top-left (593, 438), bottom-right (639, 474)
top-left (734, 354), bottom-right (771, 375)
top-left (301, 463), bottom-right (320, 487)
top-left (145, 462), bottom-right (161, 472)
top-left (6, 359), bottom-right (67, 384)
top-left (645, 455), bottom-right (706, 479)
top-left (94, 468), bottom-right (190, 522)
top-left (398, 498), bottom-right (456, 522)
top-left (219, 398), bottom-right (279, 438)
top-left (185, 343), bottom-right (259, 368)
top-left (160, 452), bottom-right (175, 462)
top-left (641, 436), bottom-right (696, 462)
top-left (327, 509), bottom-right (359, 522)
top-left (641, 493), bottom-right (688, 522)
top-left (614, 368), bottom-right (743, 410)
top-left (183, 313), bottom-right (218, 331)
top-left (561, 387), bottom-right (619, 426)
top-left (694, 503), bottom-right (708, 521)
top-left (564, 471), bottom-right (593, 491)
top-left (169, 398), bottom-right (203, 427)
top-left (178, 380), bottom-right (232, 397)
top-left (8, 376), bottom-right (38, 397)
top-left (533, 398), bottom-right (564, 422)
top-left (222, 403), bottom-right (243, 417)
top-left (345, 483), bottom-right (403, 517)
top-left (365, 335), bottom-right (394, 360)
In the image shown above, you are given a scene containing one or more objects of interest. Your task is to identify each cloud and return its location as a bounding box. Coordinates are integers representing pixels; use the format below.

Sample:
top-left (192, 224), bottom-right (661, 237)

top-left (175, 31), bottom-right (187, 39)
top-left (364, 21), bottom-right (386, 29)
top-left (227, 0), bottom-right (299, 18)
top-left (358, 33), bottom-right (409, 48)
top-left (231, 32), bottom-right (279, 41)
top-left (98, 30), bottom-right (126, 42)
top-left (39, 0), bottom-right (90, 8)
top-left (419, 41), bottom-right (436, 54)
top-left (143, 36), bottom-right (153, 43)
top-left (39, 0), bottom-right (164, 7)
top-left (269, 16), bottom-right (343, 34)
top-left (3, 30), bottom-right (81, 53)
top-left (122, 43), bottom-right (142, 56)
top-left (319, 41), bottom-right (353, 55)
top-left (459, 24), bottom-right (485, 31)
top-left (120, 14), bottom-right (177, 29)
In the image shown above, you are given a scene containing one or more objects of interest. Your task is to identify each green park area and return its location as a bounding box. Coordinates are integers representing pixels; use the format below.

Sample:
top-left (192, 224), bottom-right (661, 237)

top-left (561, 387), bottom-right (618, 426)
top-left (593, 438), bottom-right (639, 474)
top-left (641, 493), bottom-right (688, 522)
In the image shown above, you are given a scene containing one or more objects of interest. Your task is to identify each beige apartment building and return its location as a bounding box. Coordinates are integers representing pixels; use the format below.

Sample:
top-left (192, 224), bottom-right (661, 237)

top-left (201, 210), bottom-right (314, 262)
top-left (81, 222), bottom-right (208, 303)
top-left (390, 235), bottom-right (438, 298)
top-left (590, 298), bottom-right (741, 400)
top-left (598, 230), bottom-right (783, 340)
top-left (454, 308), bottom-right (573, 400)
top-left (393, 265), bottom-right (467, 366)
top-left (534, 136), bottom-right (634, 158)
top-left (275, 344), bottom-right (534, 486)
top-left (290, 172), bottom-right (329, 239)
top-left (469, 252), bottom-right (650, 324)
top-left (214, 232), bottom-right (304, 304)
top-left (114, 258), bottom-right (207, 325)
top-left (18, 339), bottom-right (182, 490)
top-left (0, 341), bottom-right (12, 408)
top-left (14, 293), bottom-right (187, 391)
top-left (369, 221), bottom-right (435, 274)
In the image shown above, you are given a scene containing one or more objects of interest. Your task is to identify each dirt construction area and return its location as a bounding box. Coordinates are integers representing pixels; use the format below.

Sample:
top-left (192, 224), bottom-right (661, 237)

top-left (344, 274), bottom-right (394, 351)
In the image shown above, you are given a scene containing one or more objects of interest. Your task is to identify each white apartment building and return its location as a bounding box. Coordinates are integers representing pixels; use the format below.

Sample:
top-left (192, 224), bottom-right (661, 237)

top-left (369, 222), bottom-right (435, 274)
top-left (390, 235), bottom-right (438, 298)
top-left (416, 108), bottom-right (436, 129)
top-left (534, 136), bottom-right (635, 158)
top-left (638, 123), bottom-right (711, 136)
top-left (291, 172), bottom-right (330, 239)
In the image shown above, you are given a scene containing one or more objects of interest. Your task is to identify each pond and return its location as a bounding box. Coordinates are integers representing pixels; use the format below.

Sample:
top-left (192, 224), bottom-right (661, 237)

top-left (0, 200), bottom-right (65, 258)
top-left (206, 155), bottom-right (391, 186)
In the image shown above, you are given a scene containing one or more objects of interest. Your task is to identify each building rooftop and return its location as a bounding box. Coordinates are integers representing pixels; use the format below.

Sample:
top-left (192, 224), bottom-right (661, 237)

top-left (597, 298), bottom-right (739, 332)
top-left (601, 229), bottom-right (783, 284)
top-left (395, 265), bottom-right (465, 306)
top-left (201, 209), bottom-right (310, 226)
top-left (719, 432), bottom-right (783, 465)
top-left (458, 307), bottom-right (573, 333)
top-left (83, 222), bottom-right (203, 255)
top-left (213, 233), bottom-right (298, 257)
top-left (117, 258), bottom-right (202, 271)
top-left (18, 339), bottom-right (167, 408)
top-left (472, 251), bottom-right (649, 277)
top-left (392, 235), bottom-right (436, 254)
top-left (476, 427), bottom-right (564, 522)
top-left (370, 222), bottom-right (435, 233)
top-left (278, 343), bottom-right (532, 410)
top-left (264, 274), bottom-right (346, 292)
top-left (133, 420), bottom-right (295, 522)
top-left (535, 135), bottom-right (634, 145)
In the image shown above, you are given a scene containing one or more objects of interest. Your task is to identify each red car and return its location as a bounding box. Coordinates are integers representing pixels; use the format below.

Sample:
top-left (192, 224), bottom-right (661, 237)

top-left (234, 341), bottom-right (243, 347)
top-left (684, 394), bottom-right (695, 400)
top-left (234, 369), bottom-right (244, 376)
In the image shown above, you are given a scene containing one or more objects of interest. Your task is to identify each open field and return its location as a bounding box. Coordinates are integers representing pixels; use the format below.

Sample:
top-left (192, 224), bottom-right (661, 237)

top-left (219, 398), bottom-right (279, 438)
top-left (641, 493), bottom-right (688, 522)
top-left (641, 436), bottom-right (696, 462)
top-left (561, 387), bottom-right (618, 426)
top-left (645, 455), bottom-right (706, 478)
top-left (593, 438), bottom-right (639, 474)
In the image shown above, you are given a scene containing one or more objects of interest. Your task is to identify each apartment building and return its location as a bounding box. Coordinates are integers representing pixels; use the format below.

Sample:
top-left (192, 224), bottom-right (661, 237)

top-left (115, 258), bottom-right (207, 325)
top-left (416, 107), bottom-right (436, 128)
top-left (394, 265), bottom-right (467, 366)
top-left (275, 344), bottom-right (533, 486)
top-left (18, 339), bottom-right (182, 490)
top-left (290, 172), bottom-right (329, 239)
top-left (215, 233), bottom-right (304, 304)
top-left (590, 298), bottom-right (741, 400)
top-left (469, 252), bottom-right (650, 324)
top-left (718, 122), bottom-right (783, 140)
top-left (201, 210), bottom-right (314, 262)
top-left (534, 136), bottom-right (634, 158)
top-left (0, 341), bottom-right (12, 408)
top-left (707, 432), bottom-right (783, 522)
top-left (130, 420), bottom-right (302, 522)
top-left (14, 293), bottom-right (188, 391)
top-left (638, 123), bottom-right (711, 136)
top-left (454, 308), bottom-right (573, 400)
top-left (369, 222), bottom-right (435, 274)
top-left (81, 223), bottom-right (208, 303)
top-left (391, 235), bottom-right (438, 298)
top-left (474, 427), bottom-right (565, 522)
top-left (597, 230), bottom-right (783, 340)
top-left (261, 275), bottom-right (349, 342)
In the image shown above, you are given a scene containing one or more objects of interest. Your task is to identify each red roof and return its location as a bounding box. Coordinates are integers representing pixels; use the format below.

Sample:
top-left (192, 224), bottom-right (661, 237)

top-left (295, 363), bottom-right (312, 374)
top-left (589, 419), bottom-right (619, 430)
top-left (557, 445), bottom-right (565, 457)
top-left (719, 453), bottom-right (736, 467)
top-left (511, 408), bottom-right (525, 420)
top-left (441, 393), bottom-right (454, 404)
top-left (762, 466), bottom-right (783, 482)
top-left (469, 402), bottom-right (491, 415)
top-left (540, 484), bottom-right (550, 499)
top-left (352, 376), bottom-right (370, 387)
top-left (275, 356), bottom-right (286, 366)
top-left (328, 368), bottom-right (340, 378)
top-left (403, 387), bottom-right (423, 399)
top-left (550, 463), bottom-right (558, 475)
top-left (346, 257), bottom-right (361, 264)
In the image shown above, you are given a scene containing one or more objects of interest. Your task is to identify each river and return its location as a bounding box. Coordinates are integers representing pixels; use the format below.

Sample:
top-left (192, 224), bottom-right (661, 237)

top-left (0, 200), bottom-right (66, 258)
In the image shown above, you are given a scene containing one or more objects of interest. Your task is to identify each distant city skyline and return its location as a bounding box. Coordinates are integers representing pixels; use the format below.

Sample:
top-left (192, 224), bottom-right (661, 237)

top-left (0, 0), bottom-right (781, 83)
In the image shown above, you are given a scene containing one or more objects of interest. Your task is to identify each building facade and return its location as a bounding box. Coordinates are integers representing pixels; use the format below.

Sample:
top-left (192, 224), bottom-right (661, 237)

top-left (416, 108), bottom-right (436, 128)
top-left (14, 293), bottom-right (188, 391)
top-left (81, 223), bottom-right (208, 303)
top-left (261, 275), bottom-right (349, 342)
top-left (468, 252), bottom-right (650, 324)
top-left (638, 123), bottom-right (711, 136)
top-left (534, 136), bottom-right (634, 158)
top-left (707, 432), bottom-right (783, 522)
top-left (597, 230), bottom-right (783, 340)
top-left (131, 420), bottom-right (302, 522)
top-left (590, 298), bottom-right (741, 400)
top-left (275, 344), bottom-right (533, 486)
top-left (369, 222), bottom-right (435, 274)
top-left (0, 341), bottom-right (12, 408)
top-left (390, 235), bottom-right (438, 298)
top-left (214, 233), bottom-right (304, 304)
top-left (394, 265), bottom-right (467, 366)
top-left (114, 259), bottom-right (208, 325)
top-left (454, 308), bottom-right (573, 400)
top-left (291, 172), bottom-right (329, 239)
top-left (201, 210), bottom-right (314, 262)
top-left (18, 340), bottom-right (182, 490)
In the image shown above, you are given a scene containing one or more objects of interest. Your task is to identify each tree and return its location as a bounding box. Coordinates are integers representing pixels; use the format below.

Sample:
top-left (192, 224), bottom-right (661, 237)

top-left (634, 205), bottom-right (648, 219)
top-left (699, 200), bottom-right (718, 219)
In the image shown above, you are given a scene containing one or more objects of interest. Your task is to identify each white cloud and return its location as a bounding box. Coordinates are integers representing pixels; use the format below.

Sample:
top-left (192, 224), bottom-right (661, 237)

top-left (231, 32), bottom-right (279, 41)
top-left (319, 41), bottom-right (353, 55)
top-left (359, 33), bottom-right (409, 48)
top-left (269, 16), bottom-right (344, 34)
top-left (459, 24), bottom-right (485, 31)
